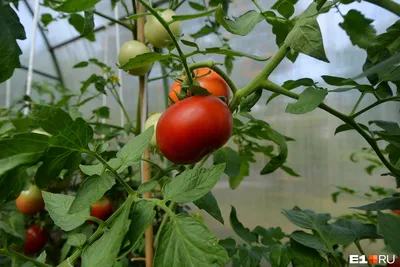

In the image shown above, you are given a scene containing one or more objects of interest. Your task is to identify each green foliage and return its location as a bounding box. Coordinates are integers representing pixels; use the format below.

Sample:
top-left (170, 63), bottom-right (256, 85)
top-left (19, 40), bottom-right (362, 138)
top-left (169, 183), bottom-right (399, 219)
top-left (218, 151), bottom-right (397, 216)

top-left (215, 7), bottom-right (264, 36)
top-left (378, 212), bottom-right (400, 257)
top-left (68, 11), bottom-right (95, 41)
top-left (285, 87), bottom-right (327, 114)
top-left (193, 191), bottom-right (224, 224)
top-left (0, 4), bottom-right (26, 83)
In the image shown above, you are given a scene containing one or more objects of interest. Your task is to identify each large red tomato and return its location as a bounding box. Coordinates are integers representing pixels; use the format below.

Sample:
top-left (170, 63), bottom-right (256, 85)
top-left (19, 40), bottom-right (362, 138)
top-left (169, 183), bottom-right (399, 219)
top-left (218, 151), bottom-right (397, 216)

top-left (169, 68), bottom-right (230, 104)
top-left (16, 185), bottom-right (45, 215)
top-left (24, 225), bottom-right (47, 255)
top-left (91, 198), bottom-right (113, 221)
top-left (156, 96), bottom-right (232, 164)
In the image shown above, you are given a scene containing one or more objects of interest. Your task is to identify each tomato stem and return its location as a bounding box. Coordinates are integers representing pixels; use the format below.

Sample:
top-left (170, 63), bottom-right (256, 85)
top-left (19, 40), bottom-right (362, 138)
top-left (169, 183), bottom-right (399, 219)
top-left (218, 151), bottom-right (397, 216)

top-left (92, 11), bottom-right (133, 31)
top-left (154, 201), bottom-right (176, 248)
top-left (355, 241), bottom-right (372, 267)
top-left (350, 96), bottom-right (400, 118)
top-left (138, 0), bottom-right (193, 85)
top-left (0, 249), bottom-right (51, 267)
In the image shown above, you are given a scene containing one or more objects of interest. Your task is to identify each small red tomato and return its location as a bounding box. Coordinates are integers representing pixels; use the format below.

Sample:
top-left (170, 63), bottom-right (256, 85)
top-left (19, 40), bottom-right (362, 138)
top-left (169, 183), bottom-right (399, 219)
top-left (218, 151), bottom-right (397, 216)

top-left (388, 258), bottom-right (400, 266)
top-left (169, 68), bottom-right (230, 104)
top-left (16, 185), bottom-right (45, 215)
top-left (156, 96), bottom-right (233, 164)
top-left (91, 198), bottom-right (113, 221)
top-left (392, 210), bottom-right (400, 216)
top-left (24, 225), bottom-right (47, 255)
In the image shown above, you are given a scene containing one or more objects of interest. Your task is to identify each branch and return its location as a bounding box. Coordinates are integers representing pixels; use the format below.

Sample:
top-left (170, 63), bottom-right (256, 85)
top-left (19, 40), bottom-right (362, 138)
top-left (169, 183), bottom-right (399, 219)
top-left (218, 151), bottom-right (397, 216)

top-left (92, 11), bottom-right (133, 31)
top-left (350, 96), bottom-right (400, 118)
top-left (364, 0), bottom-right (400, 16)
top-left (259, 80), bottom-right (400, 177)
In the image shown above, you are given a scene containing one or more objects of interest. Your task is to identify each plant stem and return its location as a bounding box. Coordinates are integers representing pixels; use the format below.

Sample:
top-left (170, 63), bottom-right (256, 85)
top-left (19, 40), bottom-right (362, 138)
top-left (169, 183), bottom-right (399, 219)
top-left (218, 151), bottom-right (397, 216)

top-left (350, 96), bottom-right (400, 118)
top-left (364, 0), bottom-right (400, 16)
top-left (229, 44), bottom-right (290, 111)
top-left (196, 154), bottom-right (210, 169)
top-left (149, 74), bottom-right (170, 82)
top-left (355, 241), bottom-right (372, 267)
top-left (0, 249), bottom-right (51, 267)
top-left (88, 216), bottom-right (106, 227)
top-left (93, 11), bottom-right (133, 31)
top-left (154, 201), bottom-right (176, 248)
top-left (349, 93), bottom-right (365, 116)
top-left (138, 0), bottom-right (193, 85)
top-left (259, 80), bottom-right (400, 177)
top-left (88, 151), bottom-right (135, 195)
top-left (187, 61), bottom-right (238, 94)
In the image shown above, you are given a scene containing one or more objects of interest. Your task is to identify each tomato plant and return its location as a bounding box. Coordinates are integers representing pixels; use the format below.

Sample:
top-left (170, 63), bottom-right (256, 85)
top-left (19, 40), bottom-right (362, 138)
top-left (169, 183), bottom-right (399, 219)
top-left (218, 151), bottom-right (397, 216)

top-left (169, 68), bottom-right (230, 104)
top-left (24, 225), bottom-right (47, 255)
top-left (0, 0), bottom-right (400, 266)
top-left (156, 96), bottom-right (232, 164)
top-left (15, 185), bottom-right (45, 215)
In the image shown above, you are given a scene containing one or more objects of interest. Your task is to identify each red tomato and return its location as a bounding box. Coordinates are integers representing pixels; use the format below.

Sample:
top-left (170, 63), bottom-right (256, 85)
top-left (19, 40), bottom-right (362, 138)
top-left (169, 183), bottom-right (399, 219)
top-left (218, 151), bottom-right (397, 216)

top-left (156, 96), bottom-right (232, 164)
top-left (91, 198), bottom-right (113, 221)
top-left (16, 185), bottom-right (45, 215)
top-left (24, 225), bottom-right (47, 255)
top-left (388, 258), bottom-right (400, 266)
top-left (392, 210), bottom-right (400, 216)
top-left (169, 68), bottom-right (230, 104)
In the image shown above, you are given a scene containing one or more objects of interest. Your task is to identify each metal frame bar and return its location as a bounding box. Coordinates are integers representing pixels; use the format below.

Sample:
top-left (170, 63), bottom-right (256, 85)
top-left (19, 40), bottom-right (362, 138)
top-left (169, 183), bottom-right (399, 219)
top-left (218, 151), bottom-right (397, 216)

top-left (20, 65), bottom-right (60, 81)
top-left (23, 0), bottom-right (65, 86)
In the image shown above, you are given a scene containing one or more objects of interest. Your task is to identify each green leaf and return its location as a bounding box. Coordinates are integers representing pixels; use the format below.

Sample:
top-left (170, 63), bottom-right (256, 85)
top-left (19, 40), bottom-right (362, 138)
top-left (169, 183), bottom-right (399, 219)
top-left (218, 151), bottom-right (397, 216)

top-left (67, 233), bottom-right (87, 247)
top-left (92, 106), bottom-right (110, 119)
top-left (286, 87), bottom-right (327, 114)
top-left (230, 206), bottom-right (257, 244)
top-left (332, 219), bottom-right (380, 240)
top-left (259, 126), bottom-right (288, 175)
top-left (213, 147), bottom-right (241, 178)
top-left (68, 12), bottom-right (95, 41)
top-left (284, 2), bottom-right (329, 62)
top-left (138, 180), bottom-right (158, 195)
top-left (264, 11), bottom-right (294, 53)
top-left (73, 61), bottom-right (89, 68)
top-left (40, 13), bottom-right (56, 27)
top-left (0, 133), bottom-right (49, 176)
top-left (367, 20), bottom-right (400, 63)
top-left (181, 39), bottom-right (199, 50)
top-left (42, 192), bottom-right (90, 231)
top-left (378, 212), bottom-right (400, 256)
top-left (268, 244), bottom-right (292, 267)
top-left (240, 90), bottom-right (263, 112)
top-left (280, 165), bottom-right (300, 177)
top-left (290, 240), bottom-right (329, 267)
top-left (173, 8), bottom-right (217, 21)
top-left (81, 197), bottom-right (133, 267)
top-left (189, 1), bottom-right (206, 10)
top-left (69, 172), bottom-right (115, 214)
top-left (0, 167), bottom-right (28, 203)
top-left (276, 1), bottom-right (295, 19)
top-left (218, 238), bottom-right (238, 258)
top-left (339, 10), bottom-right (377, 50)
top-left (154, 214), bottom-right (229, 267)
top-left (252, 226), bottom-right (285, 245)
top-left (32, 104), bottom-right (93, 151)
top-left (334, 123), bottom-right (369, 135)
top-left (0, 5), bottom-right (26, 83)
top-left (215, 7), bottom-right (264, 36)
top-left (321, 75), bottom-right (358, 86)
top-left (125, 200), bottom-right (155, 252)
top-left (163, 164), bottom-right (225, 203)
top-left (193, 191), bottom-right (224, 224)
top-left (225, 55), bottom-right (234, 75)
top-left (50, 0), bottom-right (101, 13)
top-left (238, 246), bottom-right (263, 267)
top-left (352, 197), bottom-right (400, 211)
top-left (229, 159), bottom-right (249, 189)
top-left (267, 78), bottom-right (314, 104)
top-left (282, 208), bottom-right (330, 230)
top-left (80, 163), bottom-right (103, 176)
top-left (0, 220), bottom-right (24, 240)
top-left (119, 52), bottom-right (169, 71)
top-left (289, 231), bottom-right (330, 252)
top-left (376, 82), bottom-right (393, 99)
top-left (190, 25), bottom-right (215, 38)
top-left (21, 251), bottom-right (47, 267)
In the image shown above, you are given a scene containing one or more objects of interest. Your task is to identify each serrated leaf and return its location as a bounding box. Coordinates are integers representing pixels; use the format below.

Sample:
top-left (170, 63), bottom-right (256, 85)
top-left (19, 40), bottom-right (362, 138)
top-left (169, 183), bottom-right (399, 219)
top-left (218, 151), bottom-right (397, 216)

top-left (40, 13), bottom-right (56, 27)
top-left (219, 238), bottom-right (238, 258)
top-left (138, 180), bottom-right (158, 194)
top-left (282, 208), bottom-right (330, 230)
top-left (230, 206), bottom-right (257, 244)
top-left (290, 240), bottom-right (329, 267)
top-left (81, 197), bottom-right (133, 267)
top-left (69, 172), bottom-right (115, 214)
top-left (193, 191), bottom-right (224, 224)
top-left (332, 219), bottom-right (380, 240)
top-left (119, 52), bottom-right (169, 71)
top-left (259, 126), bottom-right (288, 175)
top-left (339, 10), bottom-right (377, 50)
top-left (267, 78), bottom-right (314, 104)
top-left (154, 214), bottom-right (229, 266)
top-left (0, 133), bottom-right (49, 177)
top-left (238, 246), bottom-right (263, 267)
top-left (378, 212), bottom-right (400, 256)
top-left (213, 147), bottom-right (241, 178)
top-left (215, 7), bottom-right (264, 36)
top-left (0, 5), bottom-right (26, 83)
top-left (289, 231), bottom-right (330, 252)
top-left (43, 192), bottom-right (90, 231)
top-left (367, 20), bottom-right (400, 63)
top-left (253, 226), bottom-right (285, 245)
top-left (352, 197), bottom-right (400, 211)
top-left (126, 200), bottom-right (155, 250)
top-left (284, 2), bottom-right (329, 62)
top-left (163, 164), bottom-right (225, 203)
top-left (268, 244), bottom-right (292, 267)
top-left (286, 87), bottom-right (327, 114)
top-left (67, 233), bottom-right (87, 247)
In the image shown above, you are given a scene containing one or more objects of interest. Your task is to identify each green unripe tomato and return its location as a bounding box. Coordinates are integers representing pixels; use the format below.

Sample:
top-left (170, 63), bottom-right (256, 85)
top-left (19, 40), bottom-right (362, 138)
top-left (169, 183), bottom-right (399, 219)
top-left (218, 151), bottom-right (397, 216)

top-left (144, 113), bottom-right (162, 147)
top-left (118, 40), bottom-right (152, 76)
top-left (144, 9), bottom-right (182, 48)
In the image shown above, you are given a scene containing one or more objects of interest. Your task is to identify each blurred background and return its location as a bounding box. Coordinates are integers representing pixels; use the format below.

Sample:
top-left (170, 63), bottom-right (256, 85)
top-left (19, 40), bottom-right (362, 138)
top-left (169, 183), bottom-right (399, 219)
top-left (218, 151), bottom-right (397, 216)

top-left (1, 0), bottom-right (399, 261)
